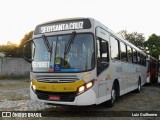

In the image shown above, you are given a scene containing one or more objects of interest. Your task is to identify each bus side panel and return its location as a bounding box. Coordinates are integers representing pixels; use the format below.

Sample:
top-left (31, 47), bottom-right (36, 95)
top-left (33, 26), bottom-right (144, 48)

top-left (97, 61), bottom-right (122, 104)
top-left (141, 66), bottom-right (147, 86)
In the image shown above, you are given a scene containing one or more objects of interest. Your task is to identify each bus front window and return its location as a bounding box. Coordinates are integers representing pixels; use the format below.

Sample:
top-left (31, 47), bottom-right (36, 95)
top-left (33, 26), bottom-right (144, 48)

top-left (32, 33), bottom-right (94, 72)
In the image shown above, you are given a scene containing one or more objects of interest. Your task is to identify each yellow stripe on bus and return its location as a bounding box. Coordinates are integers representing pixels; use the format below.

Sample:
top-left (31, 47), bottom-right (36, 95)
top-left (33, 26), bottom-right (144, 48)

top-left (31, 79), bottom-right (85, 92)
top-left (82, 73), bottom-right (91, 79)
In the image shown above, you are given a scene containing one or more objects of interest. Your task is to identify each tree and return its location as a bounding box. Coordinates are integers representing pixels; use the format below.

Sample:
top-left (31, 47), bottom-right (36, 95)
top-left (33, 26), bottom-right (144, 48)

top-left (18, 31), bottom-right (33, 57)
top-left (19, 31), bottom-right (33, 48)
top-left (0, 31), bottom-right (33, 57)
top-left (118, 30), bottom-right (145, 50)
top-left (0, 41), bottom-right (19, 57)
top-left (144, 34), bottom-right (160, 59)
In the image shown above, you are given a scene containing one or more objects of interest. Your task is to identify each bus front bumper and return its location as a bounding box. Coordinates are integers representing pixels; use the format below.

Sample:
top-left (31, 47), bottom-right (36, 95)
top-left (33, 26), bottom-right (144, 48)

top-left (30, 87), bottom-right (96, 106)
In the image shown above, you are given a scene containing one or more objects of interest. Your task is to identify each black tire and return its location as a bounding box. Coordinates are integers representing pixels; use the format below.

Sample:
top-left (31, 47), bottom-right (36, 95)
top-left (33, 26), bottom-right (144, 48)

top-left (135, 79), bottom-right (141, 93)
top-left (107, 84), bottom-right (116, 107)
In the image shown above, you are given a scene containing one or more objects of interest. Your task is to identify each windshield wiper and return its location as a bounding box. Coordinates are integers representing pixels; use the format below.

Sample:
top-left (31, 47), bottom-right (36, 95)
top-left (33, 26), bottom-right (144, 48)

top-left (65, 31), bottom-right (76, 54)
top-left (42, 35), bottom-right (51, 52)
top-left (63, 31), bottom-right (76, 67)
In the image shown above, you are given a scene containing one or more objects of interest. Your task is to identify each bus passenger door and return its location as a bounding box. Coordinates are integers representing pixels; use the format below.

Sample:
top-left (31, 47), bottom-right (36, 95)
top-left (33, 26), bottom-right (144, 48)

top-left (96, 27), bottom-right (110, 103)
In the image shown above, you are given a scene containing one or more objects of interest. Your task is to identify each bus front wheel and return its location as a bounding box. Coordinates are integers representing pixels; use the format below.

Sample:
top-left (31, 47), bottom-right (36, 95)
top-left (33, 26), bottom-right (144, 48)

top-left (107, 84), bottom-right (117, 107)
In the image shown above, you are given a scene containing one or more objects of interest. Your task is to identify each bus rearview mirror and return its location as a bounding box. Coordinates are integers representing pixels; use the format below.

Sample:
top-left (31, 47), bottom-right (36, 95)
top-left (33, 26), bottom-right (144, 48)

top-left (23, 39), bottom-right (35, 63)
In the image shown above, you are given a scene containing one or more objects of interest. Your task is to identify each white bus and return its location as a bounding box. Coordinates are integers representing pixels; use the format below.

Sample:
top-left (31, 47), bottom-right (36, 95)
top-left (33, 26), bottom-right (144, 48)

top-left (23, 17), bottom-right (147, 107)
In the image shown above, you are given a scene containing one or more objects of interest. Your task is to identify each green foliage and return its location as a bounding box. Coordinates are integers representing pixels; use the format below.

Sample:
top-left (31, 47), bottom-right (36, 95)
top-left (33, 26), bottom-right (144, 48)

top-left (0, 41), bottom-right (19, 57)
top-left (118, 30), bottom-right (145, 50)
top-left (144, 34), bottom-right (160, 59)
top-left (18, 31), bottom-right (33, 57)
top-left (19, 31), bottom-right (33, 48)
top-left (0, 31), bottom-right (33, 57)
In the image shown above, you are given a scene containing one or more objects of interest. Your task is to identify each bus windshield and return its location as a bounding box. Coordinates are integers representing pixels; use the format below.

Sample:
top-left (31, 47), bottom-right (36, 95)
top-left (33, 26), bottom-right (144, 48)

top-left (32, 33), bottom-right (94, 72)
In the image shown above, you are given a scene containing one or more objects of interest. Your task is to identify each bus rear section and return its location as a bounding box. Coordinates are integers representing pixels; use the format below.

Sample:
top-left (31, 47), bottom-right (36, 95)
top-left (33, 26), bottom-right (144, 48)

top-left (158, 61), bottom-right (160, 83)
top-left (146, 55), bottom-right (158, 84)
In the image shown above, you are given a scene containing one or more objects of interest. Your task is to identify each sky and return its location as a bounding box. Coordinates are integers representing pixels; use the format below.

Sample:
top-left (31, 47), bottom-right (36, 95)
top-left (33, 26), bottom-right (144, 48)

top-left (0, 0), bottom-right (160, 45)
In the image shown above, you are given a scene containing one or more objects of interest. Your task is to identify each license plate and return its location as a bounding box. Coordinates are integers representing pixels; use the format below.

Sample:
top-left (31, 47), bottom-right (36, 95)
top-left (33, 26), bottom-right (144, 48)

top-left (48, 95), bottom-right (60, 101)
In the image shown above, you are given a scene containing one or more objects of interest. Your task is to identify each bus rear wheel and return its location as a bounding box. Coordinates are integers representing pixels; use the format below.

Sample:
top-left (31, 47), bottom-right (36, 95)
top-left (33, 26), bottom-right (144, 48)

top-left (135, 79), bottom-right (141, 93)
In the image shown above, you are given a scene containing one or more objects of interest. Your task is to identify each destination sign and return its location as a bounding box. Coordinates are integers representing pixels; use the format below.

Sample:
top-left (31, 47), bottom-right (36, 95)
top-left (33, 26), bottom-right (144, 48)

top-left (41, 21), bottom-right (83, 33)
top-left (34, 19), bottom-right (91, 34)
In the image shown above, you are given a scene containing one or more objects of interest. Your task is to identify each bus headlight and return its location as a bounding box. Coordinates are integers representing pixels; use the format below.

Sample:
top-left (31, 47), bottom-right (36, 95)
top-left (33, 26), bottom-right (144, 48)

top-left (86, 81), bottom-right (93, 89)
top-left (77, 80), bottom-right (94, 95)
top-left (31, 82), bottom-right (36, 91)
top-left (78, 86), bottom-right (85, 93)
top-left (32, 84), bottom-right (36, 91)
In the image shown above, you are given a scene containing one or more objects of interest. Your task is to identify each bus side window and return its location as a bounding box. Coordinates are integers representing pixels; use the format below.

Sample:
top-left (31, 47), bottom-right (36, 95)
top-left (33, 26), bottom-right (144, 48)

top-left (144, 56), bottom-right (146, 66)
top-left (110, 36), bottom-right (120, 60)
top-left (97, 38), bottom-right (109, 75)
top-left (133, 49), bottom-right (137, 63)
top-left (101, 40), bottom-right (109, 62)
top-left (137, 52), bottom-right (141, 64)
top-left (120, 42), bottom-right (127, 62)
top-left (141, 54), bottom-right (146, 66)
top-left (127, 46), bottom-right (133, 63)
top-left (158, 60), bottom-right (160, 72)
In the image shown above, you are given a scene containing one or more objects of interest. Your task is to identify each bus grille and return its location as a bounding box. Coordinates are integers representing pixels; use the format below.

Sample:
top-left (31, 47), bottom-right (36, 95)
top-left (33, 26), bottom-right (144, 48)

top-left (36, 75), bottom-right (78, 83)
top-left (35, 90), bottom-right (76, 102)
